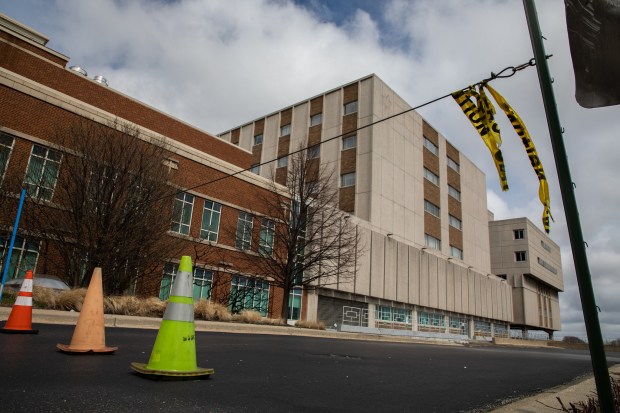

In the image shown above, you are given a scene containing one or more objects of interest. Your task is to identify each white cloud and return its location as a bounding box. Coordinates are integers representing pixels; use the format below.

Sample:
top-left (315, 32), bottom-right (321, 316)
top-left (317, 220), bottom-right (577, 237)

top-left (2, 0), bottom-right (619, 340)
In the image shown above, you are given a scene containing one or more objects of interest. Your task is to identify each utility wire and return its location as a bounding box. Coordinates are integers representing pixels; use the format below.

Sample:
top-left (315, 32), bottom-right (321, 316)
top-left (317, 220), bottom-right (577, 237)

top-left (156, 57), bottom-right (542, 202)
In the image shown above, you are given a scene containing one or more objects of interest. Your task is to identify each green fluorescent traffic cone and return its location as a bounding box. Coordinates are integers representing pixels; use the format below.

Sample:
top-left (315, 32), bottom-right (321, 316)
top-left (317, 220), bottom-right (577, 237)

top-left (131, 256), bottom-right (213, 378)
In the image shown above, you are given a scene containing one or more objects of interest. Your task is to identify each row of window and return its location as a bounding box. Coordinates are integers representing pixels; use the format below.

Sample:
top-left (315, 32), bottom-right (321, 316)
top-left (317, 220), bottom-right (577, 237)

top-left (251, 100), bottom-right (359, 147)
top-left (159, 263), bottom-right (303, 320)
top-left (423, 233), bottom-right (463, 259)
top-left (423, 136), bottom-right (460, 174)
top-left (423, 167), bottom-right (461, 202)
top-left (423, 201), bottom-right (462, 229)
top-left (0, 135), bottom-right (63, 202)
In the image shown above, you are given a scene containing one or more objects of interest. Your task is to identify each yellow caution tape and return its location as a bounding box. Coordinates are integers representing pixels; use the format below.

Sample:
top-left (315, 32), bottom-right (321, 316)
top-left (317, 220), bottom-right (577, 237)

top-left (483, 83), bottom-right (553, 233)
top-left (451, 87), bottom-right (509, 191)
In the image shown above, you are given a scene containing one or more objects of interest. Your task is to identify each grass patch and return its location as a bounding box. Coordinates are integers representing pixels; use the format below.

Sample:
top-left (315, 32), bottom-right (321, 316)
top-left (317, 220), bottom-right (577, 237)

top-left (554, 373), bottom-right (619, 412)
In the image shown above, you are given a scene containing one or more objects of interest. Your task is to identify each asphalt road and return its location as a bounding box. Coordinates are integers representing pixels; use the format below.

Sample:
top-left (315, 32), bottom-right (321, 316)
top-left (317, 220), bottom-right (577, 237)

top-left (1, 324), bottom-right (618, 413)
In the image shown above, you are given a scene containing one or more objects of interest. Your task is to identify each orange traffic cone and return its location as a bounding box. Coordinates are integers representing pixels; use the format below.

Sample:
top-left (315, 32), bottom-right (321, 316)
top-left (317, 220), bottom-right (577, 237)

top-left (1, 270), bottom-right (38, 334)
top-left (57, 267), bottom-right (117, 354)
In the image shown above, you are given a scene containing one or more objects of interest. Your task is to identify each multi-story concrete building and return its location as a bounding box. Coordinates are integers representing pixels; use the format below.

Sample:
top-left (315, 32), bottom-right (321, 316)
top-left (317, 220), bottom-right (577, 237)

top-left (219, 75), bottom-right (520, 339)
top-left (489, 218), bottom-right (563, 338)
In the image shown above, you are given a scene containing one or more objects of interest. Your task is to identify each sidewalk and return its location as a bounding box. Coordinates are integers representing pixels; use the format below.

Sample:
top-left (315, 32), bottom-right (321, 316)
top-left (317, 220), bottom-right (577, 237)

top-left (1, 307), bottom-right (617, 412)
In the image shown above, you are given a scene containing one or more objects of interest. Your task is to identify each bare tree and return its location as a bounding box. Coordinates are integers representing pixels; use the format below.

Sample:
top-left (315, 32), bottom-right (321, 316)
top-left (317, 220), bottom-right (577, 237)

top-left (7, 119), bottom-right (181, 294)
top-left (246, 143), bottom-right (362, 320)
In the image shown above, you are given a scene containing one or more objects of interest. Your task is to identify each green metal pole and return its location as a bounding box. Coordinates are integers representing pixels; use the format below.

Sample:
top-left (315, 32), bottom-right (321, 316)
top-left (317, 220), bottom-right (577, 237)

top-left (522, 1), bottom-right (615, 411)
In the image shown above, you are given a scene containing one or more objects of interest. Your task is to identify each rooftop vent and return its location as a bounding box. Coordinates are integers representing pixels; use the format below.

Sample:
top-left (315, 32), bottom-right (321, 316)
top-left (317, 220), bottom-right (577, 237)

top-left (68, 66), bottom-right (87, 76)
top-left (93, 75), bottom-right (109, 87)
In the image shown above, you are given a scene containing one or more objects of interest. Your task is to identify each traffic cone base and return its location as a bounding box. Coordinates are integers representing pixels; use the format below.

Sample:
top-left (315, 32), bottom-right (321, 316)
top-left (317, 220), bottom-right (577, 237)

top-left (130, 362), bottom-right (214, 378)
top-left (132, 256), bottom-right (213, 378)
top-left (56, 343), bottom-right (117, 354)
top-left (1, 270), bottom-right (38, 334)
top-left (57, 268), bottom-right (116, 354)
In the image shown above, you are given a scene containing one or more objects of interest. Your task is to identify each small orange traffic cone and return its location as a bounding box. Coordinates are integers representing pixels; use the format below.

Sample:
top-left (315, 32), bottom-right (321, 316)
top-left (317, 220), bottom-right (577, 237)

top-left (57, 267), bottom-right (117, 354)
top-left (1, 270), bottom-right (38, 334)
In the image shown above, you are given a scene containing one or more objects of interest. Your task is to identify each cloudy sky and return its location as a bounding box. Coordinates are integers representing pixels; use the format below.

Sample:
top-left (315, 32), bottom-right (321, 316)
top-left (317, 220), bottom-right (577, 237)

top-left (1, 0), bottom-right (618, 340)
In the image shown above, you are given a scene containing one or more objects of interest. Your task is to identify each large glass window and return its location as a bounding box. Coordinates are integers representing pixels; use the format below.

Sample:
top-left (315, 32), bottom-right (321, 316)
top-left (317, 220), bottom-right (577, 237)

top-left (288, 287), bottom-right (302, 320)
top-left (424, 234), bottom-right (441, 250)
top-left (0, 236), bottom-right (39, 280)
top-left (423, 136), bottom-right (438, 156)
top-left (0, 132), bottom-right (15, 181)
top-left (171, 192), bottom-right (194, 235)
top-left (449, 214), bottom-right (462, 230)
top-left (229, 275), bottom-right (269, 316)
top-left (280, 124), bottom-right (291, 137)
top-left (200, 200), bottom-right (221, 242)
top-left (424, 200), bottom-right (440, 217)
top-left (418, 311), bottom-right (445, 332)
top-left (340, 172), bottom-right (356, 187)
top-left (259, 218), bottom-right (275, 256)
top-left (159, 263), bottom-right (212, 301)
top-left (277, 156), bottom-right (288, 168)
top-left (342, 135), bottom-right (357, 150)
top-left (344, 101), bottom-right (358, 115)
top-left (310, 113), bottom-right (322, 126)
top-left (236, 211), bottom-right (254, 250)
top-left (24, 144), bottom-right (62, 201)
top-left (447, 157), bottom-right (460, 173)
top-left (448, 185), bottom-right (461, 201)
top-left (450, 246), bottom-right (463, 260)
top-left (423, 168), bottom-right (439, 186)
top-left (375, 306), bottom-right (412, 324)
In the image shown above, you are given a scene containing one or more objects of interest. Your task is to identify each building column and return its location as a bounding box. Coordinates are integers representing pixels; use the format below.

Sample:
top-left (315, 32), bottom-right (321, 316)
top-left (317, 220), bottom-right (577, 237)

top-left (367, 303), bottom-right (376, 328)
top-left (412, 308), bottom-right (418, 332)
top-left (469, 319), bottom-right (475, 339)
top-left (444, 314), bottom-right (449, 334)
top-left (490, 322), bottom-right (495, 338)
top-left (305, 290), bottom-right (319, 322)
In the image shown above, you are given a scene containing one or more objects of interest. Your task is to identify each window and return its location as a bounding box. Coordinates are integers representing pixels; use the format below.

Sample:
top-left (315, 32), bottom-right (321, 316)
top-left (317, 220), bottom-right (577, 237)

top-left (376, 306), bottom-right (412, 324)
top-left (449, 214), bottom-right (462, 230)
top-left (0, 235), bottom-right (39, 280)
top-left (418, 311), bottom-right (445, 328)
top-left (236, 211), bottom-right (254, 250)
top-left (514, 229), bottom-right (525, 239)
top-left (447, 157), bottom-right (460, 173)
top-left (288, 287), bottom-right (302, 320)
top-left (310, 113), bottom-right (322, 126)
top-left (307, 145), bottom-right (320, 159)
top-left (424, 200), bottom-right (440, 217)
top-left (515, 251), bottom-right (527, 262)
top-left (474, 320), bottom-right (492, 337)
top-left (277, 156), bottom-right (288, 168)
top-left (342, 135), bottom-right (357, 150)
top-left (171, 192), bottom-right (194, 235)
top-left (340, 172), bottom-right (356, 187)
top-left (159, 262), bottom-right (212, 301)
top-left (541, 240), bottom-right (552, 252)
top-left (424, 234), bottom-right (441, 250)
top-left (344, 100), bottom-right (358, 115)
top-left (229, 275), bottom-right (269, 316)
top-left (450, 246), bottom-right (463, 259)
top-left (448, 185), bottom-right (461, 201)
top-left (538, 257), bottom-right (558, 274)
top-left (253, 134), bottom-right (263, 146)
top-left (250, 164), bottom-right (260, 175)
top-left (24, 144), bottom-right (62, 201)
top-left (423, 167), bottom-right (439, 186)
top-left (0, 132), bottom-right (15, 181)
top-left (259, 218), bottom-right (275, 256)
top-left (423, 136), bottom-right (438, 156)
top-left (280, 124), bottom-right (291, 136)
top-left (200, 200), bottom-right (222, 242)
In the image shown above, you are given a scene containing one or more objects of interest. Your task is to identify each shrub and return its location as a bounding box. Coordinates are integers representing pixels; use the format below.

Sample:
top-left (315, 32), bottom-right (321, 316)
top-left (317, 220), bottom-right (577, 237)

top-left (194, 300), bottom-right (232, 322)
top-left (233, 310), bottom-right (263, 324)
top-left (295, 319), bottom-right (326, 330)
top-left (54, 289), bottom-right (87, 311)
